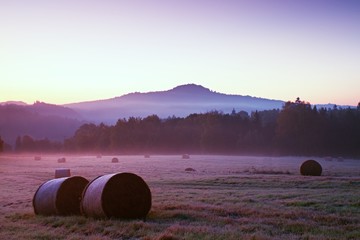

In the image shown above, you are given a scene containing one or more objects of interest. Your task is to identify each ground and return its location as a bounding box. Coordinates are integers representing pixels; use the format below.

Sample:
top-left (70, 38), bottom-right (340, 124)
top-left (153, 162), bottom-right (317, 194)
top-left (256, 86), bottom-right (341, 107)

top-left (0, 154), bottom-right (359, 240)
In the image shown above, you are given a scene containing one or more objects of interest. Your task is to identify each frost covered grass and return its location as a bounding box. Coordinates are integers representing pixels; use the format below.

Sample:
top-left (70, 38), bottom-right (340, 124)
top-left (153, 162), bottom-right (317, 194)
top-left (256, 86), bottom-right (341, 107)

top-left (0, 154), bottom-right (359, 239)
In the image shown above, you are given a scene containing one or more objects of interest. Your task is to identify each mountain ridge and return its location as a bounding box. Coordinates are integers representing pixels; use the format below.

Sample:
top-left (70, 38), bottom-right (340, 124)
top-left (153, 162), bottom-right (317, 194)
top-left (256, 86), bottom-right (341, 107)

top-left (64, 84), bottom-right (285, 123)
top-left (63, 83), bottom-right (356, 124)
top-left (1, 84), bottom-right (353, 119)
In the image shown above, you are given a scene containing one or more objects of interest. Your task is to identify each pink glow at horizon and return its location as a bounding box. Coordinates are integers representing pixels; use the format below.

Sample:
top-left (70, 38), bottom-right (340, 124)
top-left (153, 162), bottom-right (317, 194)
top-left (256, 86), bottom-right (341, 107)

top-left (1, 0), bottom-right (359, 106)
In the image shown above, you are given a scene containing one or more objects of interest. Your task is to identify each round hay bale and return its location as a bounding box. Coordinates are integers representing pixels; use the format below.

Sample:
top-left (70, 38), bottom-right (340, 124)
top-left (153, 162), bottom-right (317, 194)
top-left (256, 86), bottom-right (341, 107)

top-left (185, 168), bottom-right (196, 172)
top-left (81, 172), bottom-right (152, 219)
top-left (300, 160), bottom-right (322, 176)
top-left (111, 157), bottom-right (119, 163)
top-left (182, 154), bottom-right (190, 159)
top-left (57, 157), bottom-right (66, 163)
top-left (55, 168), bottom-right (71, 178)
top-left (33, 176), bottom-right (89, 216)
top-left (34, 156), bottom-right (41, 161)
top-left (144, 154), bottom-right (150, 158)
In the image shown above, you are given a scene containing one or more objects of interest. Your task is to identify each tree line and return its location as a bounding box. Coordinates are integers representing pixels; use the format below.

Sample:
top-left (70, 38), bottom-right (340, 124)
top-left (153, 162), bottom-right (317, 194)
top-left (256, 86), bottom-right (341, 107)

top-left (3, 99), bottom-right (360, 158)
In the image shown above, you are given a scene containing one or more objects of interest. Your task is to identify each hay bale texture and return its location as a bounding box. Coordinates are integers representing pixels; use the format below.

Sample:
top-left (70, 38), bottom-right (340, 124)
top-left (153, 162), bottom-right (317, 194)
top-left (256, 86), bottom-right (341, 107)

top-left (81, 172), bottom-right (152, 219)
top-left (33, 176), bottom-right (89, 216)
top-left (57, 157), bottom-right (66, 163)
top-left (111, 157), bottom-right (119, 163)
top-left (300, 160), bottom-right (322, 176)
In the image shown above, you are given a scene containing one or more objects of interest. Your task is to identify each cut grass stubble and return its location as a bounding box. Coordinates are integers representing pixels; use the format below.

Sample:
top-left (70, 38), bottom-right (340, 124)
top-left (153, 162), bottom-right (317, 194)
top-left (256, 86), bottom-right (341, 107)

top-left (0, 155), bottom-right (359, 240)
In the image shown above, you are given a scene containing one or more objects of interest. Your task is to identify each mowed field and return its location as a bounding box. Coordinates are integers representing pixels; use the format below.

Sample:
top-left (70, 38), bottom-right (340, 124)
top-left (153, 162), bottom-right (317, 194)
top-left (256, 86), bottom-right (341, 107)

top-left (0, 154), bottom-right (359, 240)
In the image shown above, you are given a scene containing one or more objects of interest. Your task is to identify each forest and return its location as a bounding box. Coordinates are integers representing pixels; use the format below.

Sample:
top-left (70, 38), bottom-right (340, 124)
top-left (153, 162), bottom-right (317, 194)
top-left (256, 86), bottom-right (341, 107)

top-left (3, 99), bottom-right (360, 158)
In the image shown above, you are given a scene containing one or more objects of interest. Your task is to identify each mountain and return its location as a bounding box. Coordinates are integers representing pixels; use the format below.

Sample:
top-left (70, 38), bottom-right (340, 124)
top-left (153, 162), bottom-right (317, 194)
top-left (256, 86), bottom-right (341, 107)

top-left (65, 84), bottom-right (285, 123)
top-left (0, 102), bottom-right (83, 147)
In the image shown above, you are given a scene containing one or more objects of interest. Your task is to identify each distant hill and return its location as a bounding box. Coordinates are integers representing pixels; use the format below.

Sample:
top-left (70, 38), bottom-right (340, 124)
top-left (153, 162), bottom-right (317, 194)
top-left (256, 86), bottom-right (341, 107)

top-left (0, 101), bottom-right (83, 119)
top-left (28, 101), bottom-right (83, 119)
top-left (65, 84), bottom-right (285, 123)
top-left (1, 84), bottom-right (354, 146)
top-left (0, 102), bottom-right (83, 147)
top-left (0, 101), bottom-right (28, 106)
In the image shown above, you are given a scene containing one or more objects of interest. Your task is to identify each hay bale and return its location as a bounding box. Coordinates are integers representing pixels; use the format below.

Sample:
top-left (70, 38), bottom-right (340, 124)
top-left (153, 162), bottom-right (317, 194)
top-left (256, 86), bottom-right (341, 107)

top-left (34, 156), bottom-right (41, 161)
top-left (111, 157), bottom-right (119, 163)
top-left (300, 160), bottom-right (322, 176)
top-left (96, 155), bottom-right (102, 158)
top-left (144, 154), bottom-right (150, 158)
top-left (55, 168), bottom-right (71, 178)
top-left (57, 157), bottom-right (66, 163)
top-left (81, 172), bottom-right (152, 219)
top-left (185, 168), bottom-right (196, 172)
top-left (182, 154), bottom-right (190, 159)
top-left (33, 176), bottom-right (89, 216)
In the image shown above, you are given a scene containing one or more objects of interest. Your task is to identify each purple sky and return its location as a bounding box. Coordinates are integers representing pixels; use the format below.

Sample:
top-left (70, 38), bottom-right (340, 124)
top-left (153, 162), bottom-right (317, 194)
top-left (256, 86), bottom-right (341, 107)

top-left (1, 0), bottom-right (359, 105)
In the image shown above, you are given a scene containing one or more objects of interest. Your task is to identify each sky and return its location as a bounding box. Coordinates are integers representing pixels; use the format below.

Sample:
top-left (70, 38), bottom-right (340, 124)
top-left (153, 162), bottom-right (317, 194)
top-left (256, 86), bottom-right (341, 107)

top-left (1, 0), bottom-right (359, 106)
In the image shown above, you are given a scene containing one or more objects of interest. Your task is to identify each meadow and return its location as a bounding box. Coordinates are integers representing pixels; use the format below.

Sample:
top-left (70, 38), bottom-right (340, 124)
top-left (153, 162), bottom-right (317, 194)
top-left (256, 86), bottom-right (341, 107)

top-left (0, 154), bottom-right (359, 240)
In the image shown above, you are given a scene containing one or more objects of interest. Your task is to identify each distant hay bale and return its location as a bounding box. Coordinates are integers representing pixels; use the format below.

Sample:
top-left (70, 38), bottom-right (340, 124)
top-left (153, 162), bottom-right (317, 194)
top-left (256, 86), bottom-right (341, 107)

top-left (300, 160), bottom-right (322, 176)
top-left (144, 154), bottom-right (150, 158)
top-left (33, 176), bottom-right (89, 216)
top-left (111, 157), bottom-right (119, 163)
top-left (185, 168), bottom-right (196, 172)
top-left (57, 157), bottom-right (66, 163)
top-left (55, 168), bottom-right (71, 178)
top-left (96, 155), bottom-right (102, 158)
top-left (156, 234), bottom-right (179, 240)
top-left (182, 154), bottom-right (190, 159)
top-left (34, 156), bottom-right (41, 161)
top-left (81, 172), bottom-right (152, 219)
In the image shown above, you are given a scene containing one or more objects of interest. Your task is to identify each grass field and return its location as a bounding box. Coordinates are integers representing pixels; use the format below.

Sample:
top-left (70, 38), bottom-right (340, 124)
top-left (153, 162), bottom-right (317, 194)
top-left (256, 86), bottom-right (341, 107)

top-left (0, 154), bottom-right (359, 240)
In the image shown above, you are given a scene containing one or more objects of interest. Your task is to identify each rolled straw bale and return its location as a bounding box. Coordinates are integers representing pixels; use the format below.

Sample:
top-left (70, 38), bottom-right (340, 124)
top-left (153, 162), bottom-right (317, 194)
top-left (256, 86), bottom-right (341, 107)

top-left (81, 172), bottom-right (152, 219)
top-left (182, 154), bottom-right (190, 159)
top-left (33, 176), bottom-right (89, 216)
top-left (57, 157), bottom-right (66, 163)
top-left (55, 168), bottom-right (71, 178)
top-left (300, 160), bottom-right (322, 176)
top-left (144, 154), bottom-right (150, 158)
top-left (111, 157), bottom-right (119, 163)
top-left (185, 168), bottom-right (196, 172)
top-left (34, 156), bottom-right (41, 161)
